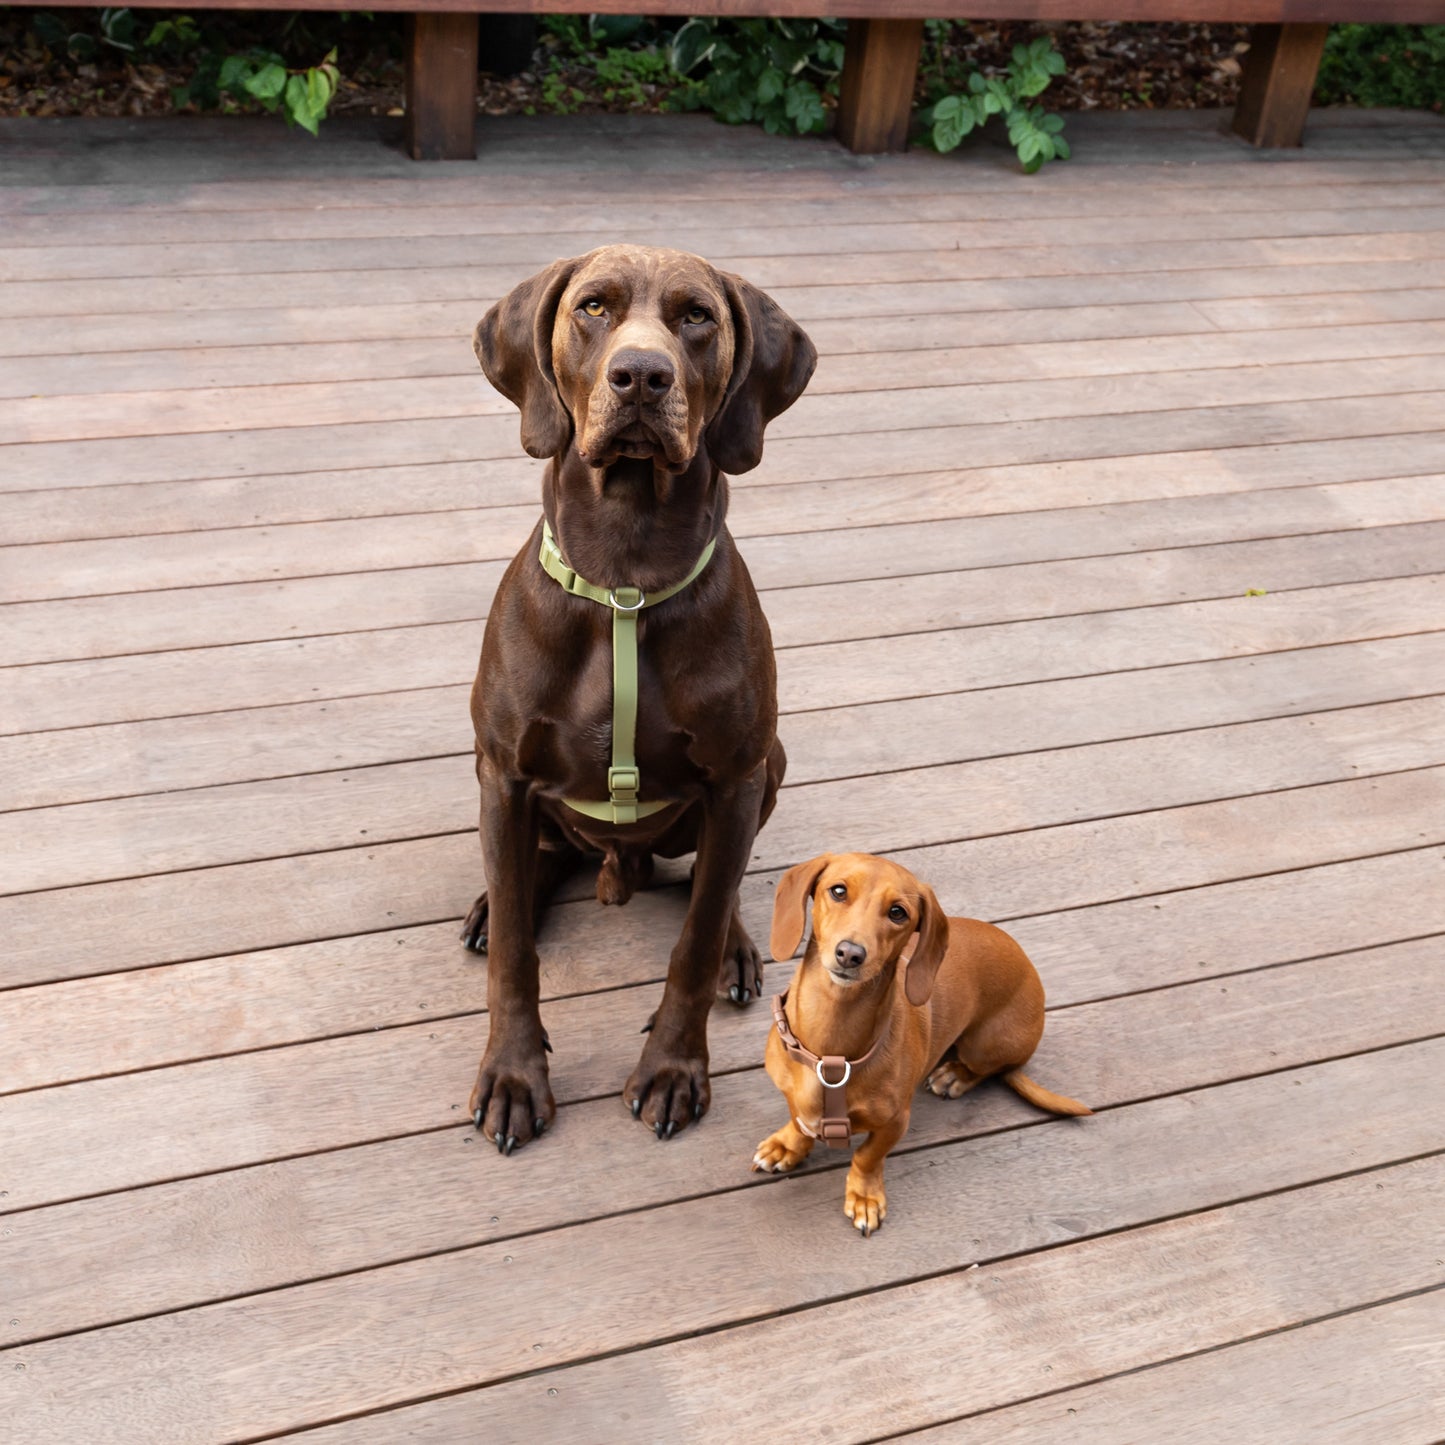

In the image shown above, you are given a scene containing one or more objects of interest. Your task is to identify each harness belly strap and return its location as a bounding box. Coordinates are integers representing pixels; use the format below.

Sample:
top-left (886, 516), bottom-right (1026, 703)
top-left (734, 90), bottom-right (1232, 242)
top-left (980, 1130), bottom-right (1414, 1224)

top-left (537, 519), bottom-right (716, 827)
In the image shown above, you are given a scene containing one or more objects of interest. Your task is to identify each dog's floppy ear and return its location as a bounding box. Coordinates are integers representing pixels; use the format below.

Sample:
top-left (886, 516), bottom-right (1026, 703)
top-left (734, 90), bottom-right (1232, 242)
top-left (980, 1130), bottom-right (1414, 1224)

top-left (769, 854), bottom-right (832, 962)
top-left (903, 883), bottom-right (950, 1007)
top-left (705, 272), bottom-right (817, 476)
top-left (474, 256), bottom-right (580, 460)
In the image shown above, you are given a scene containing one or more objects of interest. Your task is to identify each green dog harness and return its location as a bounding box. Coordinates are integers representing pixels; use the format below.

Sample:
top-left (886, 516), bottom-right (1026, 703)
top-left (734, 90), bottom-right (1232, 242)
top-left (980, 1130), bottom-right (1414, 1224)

top-left (537, 518), bottom-right (716, 826)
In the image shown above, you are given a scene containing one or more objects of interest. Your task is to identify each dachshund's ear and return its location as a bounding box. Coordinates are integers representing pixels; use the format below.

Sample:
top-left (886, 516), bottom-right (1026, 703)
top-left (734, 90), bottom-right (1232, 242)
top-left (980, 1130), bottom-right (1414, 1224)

top-left (705, 272), bottom-right (816, 476)
top-left (903, 884), bottom-right (950, 1007)
top-left (474, 257), bottom-right (580, 459)
top-left (769, 854), bottom-right (832, 962)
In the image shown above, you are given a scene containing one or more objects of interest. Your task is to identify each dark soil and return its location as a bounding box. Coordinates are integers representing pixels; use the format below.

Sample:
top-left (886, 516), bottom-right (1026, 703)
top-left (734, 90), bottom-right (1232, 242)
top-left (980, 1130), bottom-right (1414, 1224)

top-left (0, 12), bottom-right (1255, 123)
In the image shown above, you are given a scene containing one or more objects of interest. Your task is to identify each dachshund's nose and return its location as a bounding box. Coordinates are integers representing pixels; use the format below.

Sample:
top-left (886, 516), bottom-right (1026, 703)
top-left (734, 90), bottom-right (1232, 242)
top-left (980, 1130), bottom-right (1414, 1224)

top-left (608, 349), bottom-right (675, 403)
top-left (834, 940), bottom-right (867, 971)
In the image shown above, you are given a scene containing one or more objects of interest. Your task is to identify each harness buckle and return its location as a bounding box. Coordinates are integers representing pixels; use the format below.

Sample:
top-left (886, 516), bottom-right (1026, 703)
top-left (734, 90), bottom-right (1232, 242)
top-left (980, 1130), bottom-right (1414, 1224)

top-left (608, 766), bottom-right (641, 803)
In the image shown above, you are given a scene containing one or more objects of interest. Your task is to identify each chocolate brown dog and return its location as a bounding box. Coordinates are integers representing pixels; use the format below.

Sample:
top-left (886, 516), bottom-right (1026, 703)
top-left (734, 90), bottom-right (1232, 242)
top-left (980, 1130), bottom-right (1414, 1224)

top-left (757, 852), bottom-right (1090, 1233)
top-left (463, 246), bottom-right (816, 1153)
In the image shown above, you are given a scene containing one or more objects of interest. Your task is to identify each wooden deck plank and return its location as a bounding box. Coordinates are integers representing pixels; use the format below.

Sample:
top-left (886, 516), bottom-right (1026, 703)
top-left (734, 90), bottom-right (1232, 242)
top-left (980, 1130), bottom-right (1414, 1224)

top-left (899, 1291), bottom-right (1445, 1445)
top-left (284, 1157), bottom-right (1445, 1445)
top-left (13, 926), bottom-right (1440, 1211)
top-left (8, 351), bottom-right (1445, 448)
top-left (11, 317), bottom-right (1445, 407)
top-left (7, 207), bottom-right (1445, 283)
top-left (7, 823), bottom-right (1440, 1092)
top-left (6, 428), bottom-right (1443, 549)
top-left (6, 485), bottom-right (1439, 664)
top-left (6, 241), bottom-right (1445, 322)
top-left (4, 628), bottom-right (1441, 813)
top-left (5, 568), bottom-right (1439, 737)
top-left (2, 1084), bottom-right (1438, 1440)
top-left (9, 472), bottom-right (1433, 611)
top-left (8, 187), bottom-right (1445, 250)
top-left (5, 761), bottom-right (1442, 988)
top-left (5, 694), bottom-right (1439, 897)
top-left (8, 284), bottom-right (1445, 365)
top-left (6, 389), bottom-right (1443, 493)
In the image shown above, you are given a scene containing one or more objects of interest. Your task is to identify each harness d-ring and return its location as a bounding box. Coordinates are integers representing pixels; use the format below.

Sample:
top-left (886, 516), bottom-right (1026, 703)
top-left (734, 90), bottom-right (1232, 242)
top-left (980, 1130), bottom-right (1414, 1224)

top-left (607, 587), bottom-right (647, 612)
top-left (816, 1058), bottom-right (851, 1088)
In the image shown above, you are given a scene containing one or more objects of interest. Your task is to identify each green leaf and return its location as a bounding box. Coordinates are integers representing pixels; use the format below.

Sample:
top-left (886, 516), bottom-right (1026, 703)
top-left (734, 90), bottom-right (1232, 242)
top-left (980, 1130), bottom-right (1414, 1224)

top-left (756, 65), bottom-right (785, 103)
top-left (1054, 136), bottom-right (1071, 160)
top-left (244, 61), bottom-right (287, 101)
top-left (967, 70), bottom-right (985, 94)
top-left (1042, 112), bottom-right (1065, 134)
top-left (217, 54), bottom-right (249, 92)
top-left (1017, 131), bottom-right (1040, 165)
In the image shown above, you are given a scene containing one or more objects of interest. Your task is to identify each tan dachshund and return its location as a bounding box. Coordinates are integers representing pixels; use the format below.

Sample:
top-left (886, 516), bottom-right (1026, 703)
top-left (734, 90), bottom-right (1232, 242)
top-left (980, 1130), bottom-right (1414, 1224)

top-left (755, 852), bottom-right (1090, 1234)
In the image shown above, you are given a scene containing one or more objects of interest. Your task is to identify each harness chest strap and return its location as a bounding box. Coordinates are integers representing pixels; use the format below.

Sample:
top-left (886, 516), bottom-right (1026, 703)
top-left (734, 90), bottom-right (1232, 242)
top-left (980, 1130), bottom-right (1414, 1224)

top-left (771, 991), bottom-right (889, 1149)
top-left (771, 936), bottom-right (917, 1149)
top-left (537, 518), bottom-right (716, 826)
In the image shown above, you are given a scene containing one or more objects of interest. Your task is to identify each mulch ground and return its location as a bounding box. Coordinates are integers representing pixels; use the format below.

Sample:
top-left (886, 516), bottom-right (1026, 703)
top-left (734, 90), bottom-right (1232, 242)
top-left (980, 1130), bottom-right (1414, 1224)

top-left (0, 13), bottom-right (1253, 122)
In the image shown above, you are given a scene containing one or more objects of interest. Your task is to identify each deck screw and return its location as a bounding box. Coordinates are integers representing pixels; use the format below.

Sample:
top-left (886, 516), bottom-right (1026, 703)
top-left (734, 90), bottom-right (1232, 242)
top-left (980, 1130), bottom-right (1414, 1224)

top-left (490, 1216), bottom-right (499, 1223)
top-left (548, 1389), bottom-right (558, 1397)
top-left (13, 1363), bottom-right (25, 1372)
top-left (504, 1255), bottom-right (513, 1263)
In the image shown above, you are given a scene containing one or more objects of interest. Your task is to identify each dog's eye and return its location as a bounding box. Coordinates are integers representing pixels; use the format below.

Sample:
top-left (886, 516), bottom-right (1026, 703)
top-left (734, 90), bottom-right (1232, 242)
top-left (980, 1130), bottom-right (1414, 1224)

top-left (685, 305), bottom-right (711, 325)
top-left (580, 299), bottom-right (606, 318)
top-left (828, 883), bottom-right (847, 901)
top-left (888, 904), bottom-right (909, 924)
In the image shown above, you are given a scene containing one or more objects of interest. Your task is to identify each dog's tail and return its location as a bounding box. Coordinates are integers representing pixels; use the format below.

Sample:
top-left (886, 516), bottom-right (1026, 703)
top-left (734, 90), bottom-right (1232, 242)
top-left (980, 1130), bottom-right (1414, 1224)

top-left (1002, 1069), bottom-right (1092, 1117)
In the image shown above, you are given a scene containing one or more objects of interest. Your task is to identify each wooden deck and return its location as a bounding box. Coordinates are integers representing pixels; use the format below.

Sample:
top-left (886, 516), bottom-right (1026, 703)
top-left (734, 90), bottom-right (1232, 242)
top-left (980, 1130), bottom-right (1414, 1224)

top-left (2, 106), bottom-right (1444, 1441)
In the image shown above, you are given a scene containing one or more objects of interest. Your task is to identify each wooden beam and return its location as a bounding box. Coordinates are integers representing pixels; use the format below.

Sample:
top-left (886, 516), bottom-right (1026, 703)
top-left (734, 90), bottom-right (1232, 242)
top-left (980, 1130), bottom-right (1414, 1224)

top-left (405, 12), bottom-right (480, 161)
top-left (836, 18), bottom-right (926, 155)
top-left (1230, 22), bottom-right (1331, 148)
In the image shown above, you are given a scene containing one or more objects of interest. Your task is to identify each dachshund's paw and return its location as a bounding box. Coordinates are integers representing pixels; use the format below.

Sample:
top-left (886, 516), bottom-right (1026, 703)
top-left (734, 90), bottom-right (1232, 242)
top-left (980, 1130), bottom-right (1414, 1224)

top-left (844, 1170), bottom-right (887, 1237)
top-left (469, 1046), bottom-right (554, 1154)
top-left (460, 892), bottom-right (490, 953)
top-left (927, 1059), bottom-right (982, 1099)
top-left (717, 911), bottom-right (764, 1006)
top-left (624, 1045), bottom-right (710, 1139)
top-left (752, 1126), bottom-right (812, 1173)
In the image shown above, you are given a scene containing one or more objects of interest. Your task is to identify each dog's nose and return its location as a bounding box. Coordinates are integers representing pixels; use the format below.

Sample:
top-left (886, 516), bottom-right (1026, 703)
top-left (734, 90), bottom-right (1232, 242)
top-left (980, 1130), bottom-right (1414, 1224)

top-left (834, 940), bottom-right (867, 971)
top-left (608, 349), bottom-right (675, 403)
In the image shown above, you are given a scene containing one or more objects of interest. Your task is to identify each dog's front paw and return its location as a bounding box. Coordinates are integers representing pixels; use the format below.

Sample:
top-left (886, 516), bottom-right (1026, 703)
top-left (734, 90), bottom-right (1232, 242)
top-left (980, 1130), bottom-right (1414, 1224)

top-left (470, 1045), bottom-right (555, 1155)
top-left (624, 1042), bottom-right (710, 1139)
top-left (844, 1168), bottom-right (887, 1237)
top-left (752, 1124), bottom-right (813, 1173)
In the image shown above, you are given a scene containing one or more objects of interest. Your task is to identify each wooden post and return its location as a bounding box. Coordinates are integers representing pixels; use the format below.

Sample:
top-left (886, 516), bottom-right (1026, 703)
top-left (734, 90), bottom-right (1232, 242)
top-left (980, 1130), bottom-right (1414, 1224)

top-left (405, 12), bottom-right (480, 161)
top-left (1230, 22), bottom-right (1330, 148)
top-left (836, 18), bottom-right (925, 155)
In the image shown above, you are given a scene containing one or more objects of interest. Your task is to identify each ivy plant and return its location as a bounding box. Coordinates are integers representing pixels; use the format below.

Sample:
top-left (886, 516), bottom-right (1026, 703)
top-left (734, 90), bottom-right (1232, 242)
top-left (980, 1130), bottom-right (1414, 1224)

top-left (668, 17), bottom-right (845, 136)
top-left (928, 36), bottom-right (1069, 172)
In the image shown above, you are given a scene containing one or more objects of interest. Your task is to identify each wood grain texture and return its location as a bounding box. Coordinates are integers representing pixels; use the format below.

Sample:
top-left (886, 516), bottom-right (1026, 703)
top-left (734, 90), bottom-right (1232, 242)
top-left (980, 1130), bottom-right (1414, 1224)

top-left (5, 112), bottom-right (1442, 1442)
top-left (902, 1290), bottom-right (1445, 1444)
top-left (289, 1156), bottom-right (1445, 1445)
top-left (5, 761), bottom-right (1443, 987)
top-left (3, 1095), bottom-right (1440, 1440)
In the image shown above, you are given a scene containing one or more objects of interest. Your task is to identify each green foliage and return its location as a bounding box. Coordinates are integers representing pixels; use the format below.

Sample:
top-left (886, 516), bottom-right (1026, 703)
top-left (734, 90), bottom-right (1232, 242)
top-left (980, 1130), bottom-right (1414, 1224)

top-left (668, 18), bottom-right (845, 136)
top-left (1316, 24), bottom-right (1445, 110)
top-left (28, 8), bottom-right (343, 134)
top-left (927, 36), bottom-right (1069, 172)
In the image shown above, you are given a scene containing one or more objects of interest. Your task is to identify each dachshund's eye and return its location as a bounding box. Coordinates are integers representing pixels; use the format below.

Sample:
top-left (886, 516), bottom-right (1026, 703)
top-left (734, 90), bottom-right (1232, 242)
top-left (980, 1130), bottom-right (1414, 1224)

top-left (685, 305), bottom-right (711, 325)
top-left (828, 883), bottom-right (847, 901)
top-left (580, 299), bottom-right (606, 318)
top-left (888, 904), bottom-right (910, 925)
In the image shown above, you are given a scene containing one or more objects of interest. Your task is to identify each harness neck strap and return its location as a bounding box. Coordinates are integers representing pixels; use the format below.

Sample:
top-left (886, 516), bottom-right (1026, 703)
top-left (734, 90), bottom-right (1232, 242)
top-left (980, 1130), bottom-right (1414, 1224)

top-left (538, 518), bottom-right (716, 826)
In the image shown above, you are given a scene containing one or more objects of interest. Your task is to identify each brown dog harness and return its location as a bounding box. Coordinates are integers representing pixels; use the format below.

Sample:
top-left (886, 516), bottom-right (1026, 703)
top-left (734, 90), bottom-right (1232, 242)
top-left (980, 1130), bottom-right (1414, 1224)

top-left (771, 991), bottom-right (889, 1149)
